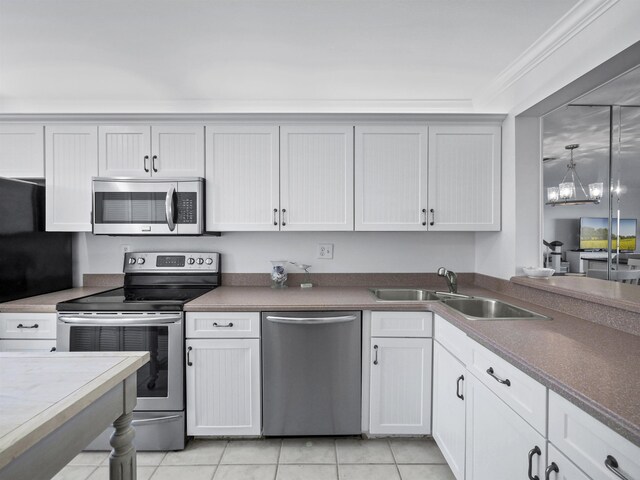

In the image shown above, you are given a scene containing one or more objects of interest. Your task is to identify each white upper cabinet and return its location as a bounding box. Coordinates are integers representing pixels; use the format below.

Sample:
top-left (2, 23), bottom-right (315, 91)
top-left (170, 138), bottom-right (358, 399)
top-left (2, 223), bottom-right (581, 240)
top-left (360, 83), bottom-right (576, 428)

top-left (0, 125), bottom-right (44, 178)
top-left (205, 125), bottom-right (279, 231)
top-left (98, 125), bottom-right (204, 178)
top-left (280, 125), bottom-right (354, 231)
top-left (45, 125), bottom-right (98, 231)
top-left (428, 125), bottom-right (501, 231)
top-left (355, 125), bottom-right (428, 231)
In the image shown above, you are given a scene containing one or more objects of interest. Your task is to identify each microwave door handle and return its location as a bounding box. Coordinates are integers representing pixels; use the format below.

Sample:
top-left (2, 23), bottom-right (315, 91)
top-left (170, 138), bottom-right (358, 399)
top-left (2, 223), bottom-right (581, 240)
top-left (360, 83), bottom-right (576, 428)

top-left (165, 185), bottom-right (177, 232)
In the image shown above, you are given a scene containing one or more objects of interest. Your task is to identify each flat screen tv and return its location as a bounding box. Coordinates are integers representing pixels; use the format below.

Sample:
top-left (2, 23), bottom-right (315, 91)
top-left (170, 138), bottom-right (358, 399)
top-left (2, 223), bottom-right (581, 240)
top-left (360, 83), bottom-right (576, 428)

top-left (580, 217), bottom-right (637, 251)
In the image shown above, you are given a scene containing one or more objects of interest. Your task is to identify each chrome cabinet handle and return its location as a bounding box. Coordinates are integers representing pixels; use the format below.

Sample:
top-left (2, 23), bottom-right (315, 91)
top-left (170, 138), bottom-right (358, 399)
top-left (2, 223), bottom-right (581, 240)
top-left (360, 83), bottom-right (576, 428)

top-left (544, 462), bottom-right (558, 480)
top-left (152, 155), bottom-right (158, 172)
top-left (17, 323), bottom-right (39, 329)
top-left (486, 367), bottom-right (511, 386)
top-left (165, 185), bottom-right (176, 232)
top-left (186, 346), bottom-right (193, 366)
top-left (213, 322), bottom-right (234, 328)
top-left (273, 208), bottom-right (278, 226)
top-left (143, 155), bottom-right (150, 172)
top-left (282, 209), bottom-right (287, 226)
top-left (456, 375), bottom-right (464, 400)
top-left (605, 455), bottom-right (632, 480)
top-left (528, 446), bottom-right (541, 480)
top-left (429, 208), bottom-right (435, 226)
top-left (373, 345), bottom-right (379, 365)
top-left (421, 208), bottom-right (427, 226)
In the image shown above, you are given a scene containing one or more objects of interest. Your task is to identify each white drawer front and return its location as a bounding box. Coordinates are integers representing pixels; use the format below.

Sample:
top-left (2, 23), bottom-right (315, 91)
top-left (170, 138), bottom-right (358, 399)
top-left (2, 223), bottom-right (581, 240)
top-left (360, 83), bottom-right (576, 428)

top-left (468, 339), bottom-right (546, 435)
top-left (434, 314), bottom-right (469, 365)
top-left (0, 313), bottom-right (57, 339)
top-left (186, 312), bottom-right (260, 338)
top-left (371, 311), bottom-right (432, 337)
top-left (546, 443), bottom-right (591, 480)
top-left (0, 339), bottom-right (57, 352)
top-left (549, 391), bottom-right (640, 480)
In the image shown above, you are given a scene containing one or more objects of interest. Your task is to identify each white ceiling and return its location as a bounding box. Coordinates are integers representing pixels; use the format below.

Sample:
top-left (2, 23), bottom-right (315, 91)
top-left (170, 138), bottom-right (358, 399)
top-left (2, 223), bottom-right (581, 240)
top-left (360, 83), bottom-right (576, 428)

top-left (0, 0), bottom-right (580, 112)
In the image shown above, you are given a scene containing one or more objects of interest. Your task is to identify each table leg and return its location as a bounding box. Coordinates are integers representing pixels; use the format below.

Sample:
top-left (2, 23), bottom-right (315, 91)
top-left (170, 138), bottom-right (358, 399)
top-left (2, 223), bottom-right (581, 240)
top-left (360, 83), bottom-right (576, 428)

top-left (109, 412), bottom-right (136, 480)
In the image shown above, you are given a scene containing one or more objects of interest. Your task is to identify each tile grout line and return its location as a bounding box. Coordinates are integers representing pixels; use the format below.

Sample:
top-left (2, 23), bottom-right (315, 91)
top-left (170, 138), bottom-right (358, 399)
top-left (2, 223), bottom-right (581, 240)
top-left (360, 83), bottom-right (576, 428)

top-left (387, 438), bottom-right (404, 480)
top-left (274, 438), bottom-right (283, 480)
top-left (334, 439), bottom-right (341, 480)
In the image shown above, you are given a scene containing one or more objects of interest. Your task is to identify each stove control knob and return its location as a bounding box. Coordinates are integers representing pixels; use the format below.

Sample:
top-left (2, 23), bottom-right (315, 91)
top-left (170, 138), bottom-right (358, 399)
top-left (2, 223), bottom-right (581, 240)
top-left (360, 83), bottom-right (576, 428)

top-left (205, 258), bottom-right (213, 265)
top-left (187, 258), bottom-right (195, 265)
top-left (137, 258), bottom-right (145, 265)
top-left (196, 258), bottom-right (204, 265)
top-left (128, 257), bottom-right (137, 264)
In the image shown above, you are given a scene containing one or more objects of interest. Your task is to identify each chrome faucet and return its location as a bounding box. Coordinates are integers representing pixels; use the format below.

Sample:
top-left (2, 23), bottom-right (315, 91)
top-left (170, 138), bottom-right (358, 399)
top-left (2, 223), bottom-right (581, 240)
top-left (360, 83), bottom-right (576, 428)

top-left (437, 267), bottom-right (458, 294)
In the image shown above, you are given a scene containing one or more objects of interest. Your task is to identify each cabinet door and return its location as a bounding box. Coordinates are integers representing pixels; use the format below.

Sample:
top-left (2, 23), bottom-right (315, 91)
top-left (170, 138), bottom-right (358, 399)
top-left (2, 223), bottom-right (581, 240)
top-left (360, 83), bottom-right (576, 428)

top-left (428, 125), bottom-right (501, 231)
top-left (0, 125), bottom-right (44, 178)
top-left (45, 125), bottom-right (98, 231)
top-left (465, 373), bottom-right (545, 480)
top-left (546, 444), bottom-right (591, 480)
top-left (98, 125), bottom-right (151, 177)
top-left (205, 125), bottom-right (279, 231)
top-left (151, 125), bottom-right (204, 178)
top-left (355, 125), bottom-right (428, 231)
top-left (186, 338), bottom-right (261, 436)
top-left (369, 337), bottom-right (432, 435)
top-left (280, 125), bottom-right (354, 231)
top-left (433, 342), bottom-right (466, 480)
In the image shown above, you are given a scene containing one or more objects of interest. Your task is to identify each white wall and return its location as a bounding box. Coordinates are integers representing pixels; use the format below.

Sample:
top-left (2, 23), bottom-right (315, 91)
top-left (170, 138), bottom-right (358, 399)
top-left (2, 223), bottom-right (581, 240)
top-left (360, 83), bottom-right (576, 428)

top-left (73, 231), bottom-right (476, 286)
top-left (474, 1), bottom-right (640, 279)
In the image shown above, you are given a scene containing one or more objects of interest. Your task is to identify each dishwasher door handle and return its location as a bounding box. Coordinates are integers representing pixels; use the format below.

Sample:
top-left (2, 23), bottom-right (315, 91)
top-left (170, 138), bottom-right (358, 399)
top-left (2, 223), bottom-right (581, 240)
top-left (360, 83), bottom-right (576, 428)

top-left (265, 315), bottom-right (357, 324)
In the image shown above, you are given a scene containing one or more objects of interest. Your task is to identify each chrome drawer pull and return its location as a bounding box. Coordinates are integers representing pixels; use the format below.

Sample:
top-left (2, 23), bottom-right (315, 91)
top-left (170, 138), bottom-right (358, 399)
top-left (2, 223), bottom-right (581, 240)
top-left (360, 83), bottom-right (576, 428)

top-left (17, 323), bottom-right (39, 329)
top-left (213, 322), bottom-right (234, 328)
top-left (544, 462), bottom-right (558, 480)
top-left (605, 455), bottom-right (632, 480)
top-left (486, 367), bottom-right (511, 386)
top-left (456, 375), bottom-right (464, 400)
top-left (528, 446), bottom-right (541, 480)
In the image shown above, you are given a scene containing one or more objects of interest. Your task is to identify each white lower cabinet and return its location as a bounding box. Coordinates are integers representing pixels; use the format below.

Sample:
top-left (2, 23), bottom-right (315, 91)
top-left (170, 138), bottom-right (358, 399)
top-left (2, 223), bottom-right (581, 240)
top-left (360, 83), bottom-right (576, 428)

top-left (0, 313), bottom-right (57, 352)
top-left (546, 443), bottom-right (591, 480)
top-left (465, 372), bottom-right (545, 480)
top-left (0, 339), bottom-right (56, 352)
top-left (432, 341), bottom-right (466, 480)
top-left (369, 336), bottom-right (432, 435)
top-left (185, 337), bottom-right (261, 436)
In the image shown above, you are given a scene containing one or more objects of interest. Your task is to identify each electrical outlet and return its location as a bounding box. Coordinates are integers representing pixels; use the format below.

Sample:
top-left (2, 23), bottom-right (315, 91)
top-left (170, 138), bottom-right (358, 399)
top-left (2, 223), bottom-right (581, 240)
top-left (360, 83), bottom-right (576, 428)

top-left (317, 243), bottom-right (334, 259)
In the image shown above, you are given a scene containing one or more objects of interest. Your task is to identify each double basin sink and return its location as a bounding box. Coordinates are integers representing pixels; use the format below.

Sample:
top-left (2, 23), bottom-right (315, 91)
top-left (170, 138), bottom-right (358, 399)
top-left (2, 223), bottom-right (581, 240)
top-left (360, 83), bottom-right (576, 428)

top-left (370, 288), bottom-right (550, 321)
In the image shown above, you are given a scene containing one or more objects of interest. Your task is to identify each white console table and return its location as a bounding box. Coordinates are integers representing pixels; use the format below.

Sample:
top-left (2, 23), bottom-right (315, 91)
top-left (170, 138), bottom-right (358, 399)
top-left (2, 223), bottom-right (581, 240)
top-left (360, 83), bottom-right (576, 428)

top-left (566, 251), bottom-right (608, 274)
top-left (0, 352), bottom-right (149, 480)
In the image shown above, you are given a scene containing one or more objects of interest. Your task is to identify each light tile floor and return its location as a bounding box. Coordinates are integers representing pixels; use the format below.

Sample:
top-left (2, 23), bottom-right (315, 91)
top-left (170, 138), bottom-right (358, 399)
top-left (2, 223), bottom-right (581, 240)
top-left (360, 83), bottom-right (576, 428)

top-left (52, 437), bottom-right (455, 480)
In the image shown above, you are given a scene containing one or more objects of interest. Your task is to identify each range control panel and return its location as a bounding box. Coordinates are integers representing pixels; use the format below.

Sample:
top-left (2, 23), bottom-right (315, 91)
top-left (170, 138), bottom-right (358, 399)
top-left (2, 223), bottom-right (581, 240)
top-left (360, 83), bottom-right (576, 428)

top-left (123, 252), bottom-right (220, 273)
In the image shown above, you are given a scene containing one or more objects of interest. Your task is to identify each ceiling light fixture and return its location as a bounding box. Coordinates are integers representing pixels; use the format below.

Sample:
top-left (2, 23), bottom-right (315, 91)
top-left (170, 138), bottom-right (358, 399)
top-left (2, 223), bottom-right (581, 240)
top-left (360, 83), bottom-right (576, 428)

top-left (546, 144), bottom-right (603, 206)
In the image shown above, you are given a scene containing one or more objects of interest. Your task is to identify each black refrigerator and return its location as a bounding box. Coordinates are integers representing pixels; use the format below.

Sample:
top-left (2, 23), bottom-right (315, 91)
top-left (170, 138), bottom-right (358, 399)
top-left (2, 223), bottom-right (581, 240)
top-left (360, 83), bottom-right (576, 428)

top-left (0, 177), bottom-right (72, 302)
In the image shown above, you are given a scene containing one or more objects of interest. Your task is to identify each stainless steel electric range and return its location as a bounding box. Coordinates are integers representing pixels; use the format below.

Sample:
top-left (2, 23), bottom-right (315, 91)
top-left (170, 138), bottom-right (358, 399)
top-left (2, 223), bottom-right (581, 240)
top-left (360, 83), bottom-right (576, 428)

top-left (56, 251), bottom-right (220, 451)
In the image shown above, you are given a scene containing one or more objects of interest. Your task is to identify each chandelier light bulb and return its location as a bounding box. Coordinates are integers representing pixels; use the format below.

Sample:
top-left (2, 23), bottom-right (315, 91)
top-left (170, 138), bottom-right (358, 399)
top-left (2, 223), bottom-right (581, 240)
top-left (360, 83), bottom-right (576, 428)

top-left (547, 187), bottom-right (559, 202)
top-left (588, 182), bottom-right (603, 200)
top-left (559, 182), bottom-right (576, 200)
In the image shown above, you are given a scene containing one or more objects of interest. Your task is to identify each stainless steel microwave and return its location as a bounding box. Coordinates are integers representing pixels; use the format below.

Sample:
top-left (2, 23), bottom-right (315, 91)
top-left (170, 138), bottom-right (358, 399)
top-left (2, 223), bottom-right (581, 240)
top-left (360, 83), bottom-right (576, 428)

top-left (92, 177), bottom-right (204, 235)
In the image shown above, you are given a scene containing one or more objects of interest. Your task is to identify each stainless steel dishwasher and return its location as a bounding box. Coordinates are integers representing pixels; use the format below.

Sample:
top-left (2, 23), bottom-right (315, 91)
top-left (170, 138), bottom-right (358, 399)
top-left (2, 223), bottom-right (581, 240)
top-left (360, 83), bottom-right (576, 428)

top-left (262, 311), bottom-right (362, 436)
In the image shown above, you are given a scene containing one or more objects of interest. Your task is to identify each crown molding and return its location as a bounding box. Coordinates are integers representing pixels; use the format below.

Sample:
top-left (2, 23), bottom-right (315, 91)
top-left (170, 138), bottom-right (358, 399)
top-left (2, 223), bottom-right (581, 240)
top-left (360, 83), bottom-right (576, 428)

top-left (476, 0), bottom-right (620, 107)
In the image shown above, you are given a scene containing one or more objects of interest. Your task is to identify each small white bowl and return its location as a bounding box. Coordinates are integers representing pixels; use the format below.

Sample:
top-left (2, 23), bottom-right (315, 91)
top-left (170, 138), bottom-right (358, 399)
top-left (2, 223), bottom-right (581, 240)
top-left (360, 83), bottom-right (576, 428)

top-left (522, 267), bottom-right (555, 278)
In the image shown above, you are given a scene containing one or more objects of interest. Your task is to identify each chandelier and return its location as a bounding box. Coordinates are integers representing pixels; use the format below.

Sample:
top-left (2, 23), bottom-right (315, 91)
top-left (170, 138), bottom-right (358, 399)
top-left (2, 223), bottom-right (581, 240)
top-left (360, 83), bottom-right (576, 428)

top-left (546, 144), bottom-right (603, 206)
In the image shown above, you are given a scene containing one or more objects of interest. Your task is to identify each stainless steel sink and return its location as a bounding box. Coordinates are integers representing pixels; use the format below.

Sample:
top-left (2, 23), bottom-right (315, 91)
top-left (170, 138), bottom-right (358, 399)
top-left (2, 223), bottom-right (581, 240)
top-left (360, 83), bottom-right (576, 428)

top-left (370, 288), bottom-right (441, 301)
top-left (441, 297), bottom-right (551, 320)
top-left (370, 288), bottom-right (471, 302)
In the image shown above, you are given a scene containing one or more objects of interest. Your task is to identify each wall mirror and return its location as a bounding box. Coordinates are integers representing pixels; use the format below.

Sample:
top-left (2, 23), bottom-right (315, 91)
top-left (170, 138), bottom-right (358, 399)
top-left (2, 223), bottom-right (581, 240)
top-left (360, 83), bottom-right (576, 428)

top-left (542, 66), bottom-right (640, 283)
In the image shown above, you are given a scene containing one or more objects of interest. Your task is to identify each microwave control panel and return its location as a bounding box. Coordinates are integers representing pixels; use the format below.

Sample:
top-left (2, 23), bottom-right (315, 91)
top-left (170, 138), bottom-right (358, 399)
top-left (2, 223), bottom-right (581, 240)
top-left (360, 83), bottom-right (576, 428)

top-left (176, 193), bottom-right (197, 224)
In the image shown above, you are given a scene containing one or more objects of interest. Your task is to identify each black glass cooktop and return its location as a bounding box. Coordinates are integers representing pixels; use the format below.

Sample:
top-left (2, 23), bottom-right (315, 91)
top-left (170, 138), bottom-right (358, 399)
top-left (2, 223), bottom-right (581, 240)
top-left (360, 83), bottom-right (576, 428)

top-left (56, 286), bottom-right (214, 312)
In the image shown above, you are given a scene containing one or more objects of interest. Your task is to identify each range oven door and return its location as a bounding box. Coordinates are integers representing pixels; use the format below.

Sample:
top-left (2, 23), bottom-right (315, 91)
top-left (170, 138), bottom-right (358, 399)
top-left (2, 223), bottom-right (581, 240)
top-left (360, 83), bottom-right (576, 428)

top-left (92, 178), bottom-right (203, 235)
top-left (57, 312), bottom-right (183, 411)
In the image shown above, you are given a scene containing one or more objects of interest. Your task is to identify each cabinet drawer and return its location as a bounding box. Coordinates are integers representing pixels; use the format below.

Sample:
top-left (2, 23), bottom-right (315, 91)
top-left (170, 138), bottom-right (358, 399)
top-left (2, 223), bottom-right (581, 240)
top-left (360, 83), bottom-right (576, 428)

top-left (549, 391), bottom-right (640, 480)
top-left (0, 313), bottom-right (57, 339)
top-left (546, 443), bottom-right (591, 480)
top-left (186, 312), bottom-right (260, 338)
top-left (468, 339), bottom-right (546, 435)
top-left (434, 315), bottom-right (469, 365)
top-left (371, 311), bottom-right (432, 337)
top-left (0, 339), bottom-right (57, 352)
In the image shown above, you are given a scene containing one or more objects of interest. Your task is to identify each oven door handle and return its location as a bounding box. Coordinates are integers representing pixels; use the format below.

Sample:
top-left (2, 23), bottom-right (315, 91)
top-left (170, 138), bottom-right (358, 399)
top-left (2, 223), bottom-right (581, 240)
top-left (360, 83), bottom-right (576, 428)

top-left (58, 315), bottom-right (182, 326)
top-left (165, 185), bottom-right (177, 232)
top-left (131, 414), bottom-right (182, 426)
